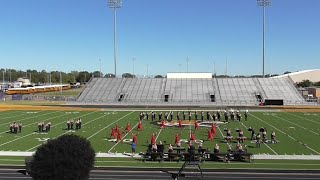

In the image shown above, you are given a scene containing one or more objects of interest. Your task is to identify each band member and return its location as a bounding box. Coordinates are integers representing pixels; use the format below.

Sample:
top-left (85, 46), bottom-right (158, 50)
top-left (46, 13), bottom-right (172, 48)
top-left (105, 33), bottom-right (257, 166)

top-left (217, 109), bottom-right (221, 121)
top-left (226, 129), bottom-right (232, 143)
top-left (175, 133), bottom-right (180, 144)
top-left (125, 122), bottom-right (131, 132)
top-left (159, 112), bottom-right (163, 120)
top-left (18, 123), bottom-right (22, 133)
top-left (139, 112), bottom-right (144, 121)
top-left (110, 128), bottom-right (116, 139)
top-left (249, 127), bottom-right (255, 140)
top-left (117, 131), bottom-right (123, 142)
top-left (9, 123), bottom-right (14, 133)
top-left (151, 133), bottom-right (156, 145)
top-left (67, 120), bottom-right (71, 130)
top-left (75, 120), bottom-right (80, 130)
top-left (245, 110), bottom-right (248, 121)
top-left (151, 111), bottom-right (155, 121)
top-left (178, 119), bottom-right (182, 129)
top-left (47, 122), bottom-right (51, 132)
top-left (132, 133), bottom-right (138, 144)
top-left (224, 110), bottom-right (229, 122)
top-left (207, 129), bottom-right (214, 141)
top-left (262, 129), bottom-right (267, 142)
top-left (164, 112), bottom-right (168, 121)
top-left (212, 113), bottom-right (216, 122)
top-left (194, 121), bottom-right (199, 131)
top-left (230, 111), bottom-right (235, 121)
top-left (188, 111), bottom-right (192, 121)
top-left (177, 112), bottom-right (180, 120)
top-left (201, 111), bottom-right (204, 122)
top-left (211, 123), bottom-right (217, 136)
top-left (214, 144), bottom-right (220, 153)
top-left (190, 132), bottom-right (196, 142)
top-left (78, 118), bottom-right (82, 129)
top-left (195, 111), bottom-right (198, 120)
top-left (115, 124), bottom-right (120, 134)
top-left (160, 120), bottom-right (166, 129)
top-left (238, 129), bottom-right (244, 143)
top-left (41, 121), bottom-right (45, 131)
top-left (236, 113), bottom-right (242, 121)
top-left (70, 119), bottom-right (74, 129)
top-left (146, 112), bottom-right (149, 121)
top-left (206, 112), bottom-right (210, 121)
top-left (271, 131), bottom-right (277, 143)
top-left (256, 133), bottom-right (261, 148)
top-left (137, 121), bottom-right (143, 131)
top-left (183, 111), bottom-right (186, 120)
top-left (38, 122), bottom-right (43, 133)
top-left (170, 111), bottom-right (173, 121)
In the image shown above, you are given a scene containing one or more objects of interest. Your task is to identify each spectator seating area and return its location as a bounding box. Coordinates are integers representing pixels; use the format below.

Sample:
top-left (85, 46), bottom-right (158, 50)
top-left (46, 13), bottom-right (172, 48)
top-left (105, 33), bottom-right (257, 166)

top-left (76, 77), bottom-right (306, 106)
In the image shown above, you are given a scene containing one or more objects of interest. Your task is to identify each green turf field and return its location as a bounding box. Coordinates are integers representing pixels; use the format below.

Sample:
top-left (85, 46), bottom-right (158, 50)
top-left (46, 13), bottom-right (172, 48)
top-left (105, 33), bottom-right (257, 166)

top-left (0, 110), bottom-right (319, 169)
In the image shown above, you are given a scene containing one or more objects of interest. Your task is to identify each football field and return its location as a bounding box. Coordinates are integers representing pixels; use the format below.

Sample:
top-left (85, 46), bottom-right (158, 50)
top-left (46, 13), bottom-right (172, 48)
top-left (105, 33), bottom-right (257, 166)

top-left (0, 109), bottom-right (320, 168)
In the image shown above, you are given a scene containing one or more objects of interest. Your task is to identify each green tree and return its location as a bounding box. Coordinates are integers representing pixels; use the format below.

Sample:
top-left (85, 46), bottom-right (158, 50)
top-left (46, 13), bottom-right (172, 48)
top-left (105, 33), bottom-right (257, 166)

top-left (154, 75), bottom-right (163, 78)
top-left (297, 80), bottom-right (312, 87)
top-left (122, 73), bottom-right (134, 78)
top-left (104, 73), bottom-right (115, 78)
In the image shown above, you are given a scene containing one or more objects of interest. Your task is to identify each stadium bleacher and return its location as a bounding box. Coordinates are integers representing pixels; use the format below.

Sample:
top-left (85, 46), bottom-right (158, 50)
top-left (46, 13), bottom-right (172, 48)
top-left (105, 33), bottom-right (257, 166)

top-left (76, 76), bottom-right (307, 106)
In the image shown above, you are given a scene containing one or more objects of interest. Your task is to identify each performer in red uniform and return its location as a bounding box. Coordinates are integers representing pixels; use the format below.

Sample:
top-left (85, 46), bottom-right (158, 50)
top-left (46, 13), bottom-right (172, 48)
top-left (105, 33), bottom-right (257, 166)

top-left (117, 131), bottom-right (123, 142)
top-left (190, 132), bottom-right (196, 142)
top-left (137, 121), bottom-right (143, 131)
top-left (115, 124), bottom-right (120, 134)
top-left (175, 133), bottom-right (180, 144)
top-left (178, 119), bottom-right (182, 129)
top-left (132, 133), bottom-right (138, 144)
top-left (211, 123), bottom-right (217, 136)
top-left (110, 128), bottom-right (116, 139)
top-left (160, 120), bottom-right (166, 129)
top-left (151, 133), bottom-right (156, 145)
top-left (207, 129), bottom-right (214, 141)
top-left (125, 122), bottom-right (131, 133)
top-left (194, 121), bottom-right (199, 131)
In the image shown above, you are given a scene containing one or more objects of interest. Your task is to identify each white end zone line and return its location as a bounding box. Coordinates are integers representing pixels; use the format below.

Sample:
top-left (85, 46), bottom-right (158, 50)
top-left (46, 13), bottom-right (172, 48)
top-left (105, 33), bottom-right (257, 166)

top-left (155, 127), bottom-right (163, 141)
top-left (272, 115), bottom-right (319, 136)
top-left (283, 112), bottom-right (320, 126)
top-left (250, 113), bottom-right (320, 155)
top-left (0, 111), bottom-right (59, 127)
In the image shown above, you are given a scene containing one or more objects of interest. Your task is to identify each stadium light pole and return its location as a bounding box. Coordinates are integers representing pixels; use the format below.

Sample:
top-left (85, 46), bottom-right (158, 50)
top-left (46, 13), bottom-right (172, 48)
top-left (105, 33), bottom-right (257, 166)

top-left (257, 0), bottom-right (271, 78)
top-left (132, 57), bottom-right (136, 77)
top-left (146, 64), bottom-right (149, 78)
top-left (186, 57), bottom-right (190, 73)
top-left (108, 0), bottom-right (122, 78)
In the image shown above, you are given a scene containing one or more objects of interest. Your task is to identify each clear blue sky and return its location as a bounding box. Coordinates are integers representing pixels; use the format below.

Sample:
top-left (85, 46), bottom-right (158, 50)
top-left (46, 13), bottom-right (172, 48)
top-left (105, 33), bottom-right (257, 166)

top-left (0, 0), bottom-right (319, 76)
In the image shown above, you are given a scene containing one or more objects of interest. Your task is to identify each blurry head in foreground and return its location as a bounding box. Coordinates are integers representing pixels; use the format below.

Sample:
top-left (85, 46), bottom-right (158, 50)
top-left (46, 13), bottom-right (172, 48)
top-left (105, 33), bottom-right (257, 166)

top-left (30, 134), bottom-right (95, 180)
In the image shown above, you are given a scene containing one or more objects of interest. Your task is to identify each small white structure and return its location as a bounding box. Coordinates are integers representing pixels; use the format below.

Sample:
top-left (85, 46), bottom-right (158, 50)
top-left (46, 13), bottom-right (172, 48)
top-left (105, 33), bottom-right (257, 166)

top-left (167, 72), bottom-right (212, 79)
top-left (272, 69), bottom-right (320, 83)
top-left (16, 77), bottom-right (31, 86)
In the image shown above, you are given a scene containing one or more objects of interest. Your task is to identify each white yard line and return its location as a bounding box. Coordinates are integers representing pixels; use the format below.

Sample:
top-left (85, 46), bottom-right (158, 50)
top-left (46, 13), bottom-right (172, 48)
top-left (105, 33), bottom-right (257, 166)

top-left (87, 111), bottom-right (134, 139)
top-left (0, 111), bottom-right (58, 127)
top-left (250, 113), bottom-right (320, 155)
top-left (283, 112), bottom-right (320, 126)
top-left (272, 115), bottom-right (319, 136)
top-left (26, 111), bottom-right (102, 151)
top-left (0, 112), bottom-right (30, 120)
top-left (155, 128), bottom-right (163, 141)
